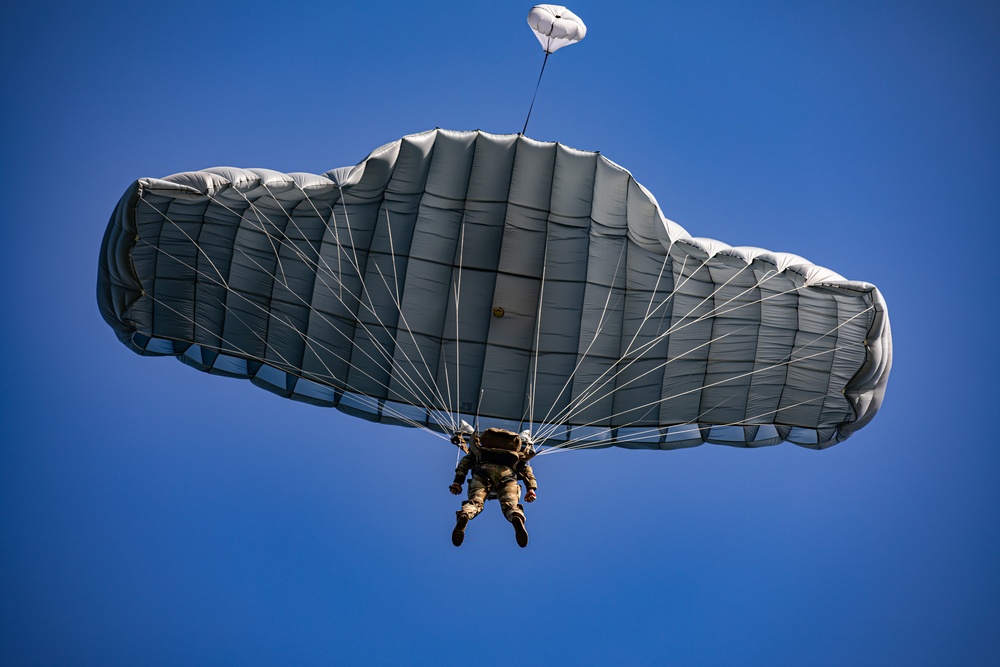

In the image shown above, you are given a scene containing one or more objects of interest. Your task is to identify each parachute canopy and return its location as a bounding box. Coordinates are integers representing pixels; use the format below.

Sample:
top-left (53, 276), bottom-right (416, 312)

top-left (98, 129), bottom-right (891, 451)
top-left (527, 5), bottom-right (586, 54)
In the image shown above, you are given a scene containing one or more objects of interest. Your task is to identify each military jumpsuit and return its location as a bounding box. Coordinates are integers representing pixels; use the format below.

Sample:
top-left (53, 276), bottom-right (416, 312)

top-left (453, 443), bottom-right (538, 524)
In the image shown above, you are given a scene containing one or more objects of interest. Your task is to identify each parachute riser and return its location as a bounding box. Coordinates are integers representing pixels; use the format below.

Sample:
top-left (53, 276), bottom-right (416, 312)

top-left (474, 388), bottom-right (484, 433)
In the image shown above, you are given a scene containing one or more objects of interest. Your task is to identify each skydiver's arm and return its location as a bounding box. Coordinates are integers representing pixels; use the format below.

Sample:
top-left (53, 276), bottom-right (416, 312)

top-left (523, 463), bottom-right (538, 502)
top-left (453, 453), bottom-right (476, 485)
top-left (449, 453), bottom-right (475, 494)
top-left (520, 463), bottom-right (538, 491)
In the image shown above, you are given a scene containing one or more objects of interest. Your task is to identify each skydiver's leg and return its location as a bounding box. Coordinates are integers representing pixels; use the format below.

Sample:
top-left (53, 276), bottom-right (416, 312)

top-left (499, 481), bottom-right (528, 548)
top-left (453, 479), bottom-right (487, 547)
top-left (498, 481), bottom-right (522, 521)
top-left (460, 479), bottom-right (488, 520)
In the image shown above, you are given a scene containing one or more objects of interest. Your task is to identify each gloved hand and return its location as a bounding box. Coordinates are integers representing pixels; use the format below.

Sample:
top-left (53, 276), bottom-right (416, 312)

top-left (525, 489), bottom-right (537, 502)
top-left (449, 483), bottom-right (463, 495)
top-left (450, 434), bottom-right (464, 445)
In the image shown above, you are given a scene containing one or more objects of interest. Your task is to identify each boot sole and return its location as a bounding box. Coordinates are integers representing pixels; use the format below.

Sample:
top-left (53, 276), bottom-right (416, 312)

top-left (513, 517), bottom-right (528, 548)
top-left (452, 518), bottom-right (468, 547)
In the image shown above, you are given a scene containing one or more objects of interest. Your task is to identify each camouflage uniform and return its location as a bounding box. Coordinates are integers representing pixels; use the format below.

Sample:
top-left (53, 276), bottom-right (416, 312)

top-left (450, 429), bottom-right (538, 547)
top-left (453, 454), bottom-right (537, 523)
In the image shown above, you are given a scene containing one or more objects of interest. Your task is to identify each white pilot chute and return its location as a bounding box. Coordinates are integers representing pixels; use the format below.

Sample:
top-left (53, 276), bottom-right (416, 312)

top-left (527, 4), bottom-right (587, 54)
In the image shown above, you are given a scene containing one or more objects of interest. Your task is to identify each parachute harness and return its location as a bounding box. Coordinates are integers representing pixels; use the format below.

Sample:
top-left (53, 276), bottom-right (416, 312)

top-left (454, 426), bottom-right (535, 500)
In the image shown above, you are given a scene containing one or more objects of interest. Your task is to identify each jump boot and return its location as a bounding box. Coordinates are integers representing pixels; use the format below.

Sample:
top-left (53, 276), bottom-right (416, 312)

top-left (509, 507), bottom-right (528, 548)
top-left (452, 513), bottom-right (469, 547)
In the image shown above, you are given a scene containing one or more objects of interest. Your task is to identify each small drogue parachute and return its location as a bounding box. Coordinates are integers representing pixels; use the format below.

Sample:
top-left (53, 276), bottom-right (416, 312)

top-left (97, 129), bottom-right (891, 453)
top-left (522, 5), bottom-right (587, 134)
top-left (527, 5), bottom-right (587, 53)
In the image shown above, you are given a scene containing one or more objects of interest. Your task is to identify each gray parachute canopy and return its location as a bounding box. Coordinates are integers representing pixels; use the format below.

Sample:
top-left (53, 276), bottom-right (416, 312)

top-left (98, 128), bottom-right (891, 451)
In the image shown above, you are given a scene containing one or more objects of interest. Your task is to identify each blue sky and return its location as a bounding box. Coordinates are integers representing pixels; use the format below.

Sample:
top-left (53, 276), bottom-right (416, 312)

top-left (2, 1), bottom-right (998, 664)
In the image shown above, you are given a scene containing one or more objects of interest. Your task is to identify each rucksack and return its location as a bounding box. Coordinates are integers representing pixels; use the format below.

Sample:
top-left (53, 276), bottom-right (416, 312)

top-left (473, 427), bottom-right (531, 467)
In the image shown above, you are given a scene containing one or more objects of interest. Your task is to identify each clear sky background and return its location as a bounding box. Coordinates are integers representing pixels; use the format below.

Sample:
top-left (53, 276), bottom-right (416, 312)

top-left (2, 1), bottom-right (998, 665)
